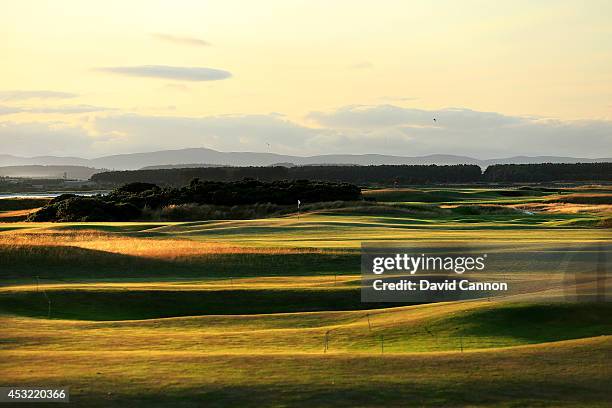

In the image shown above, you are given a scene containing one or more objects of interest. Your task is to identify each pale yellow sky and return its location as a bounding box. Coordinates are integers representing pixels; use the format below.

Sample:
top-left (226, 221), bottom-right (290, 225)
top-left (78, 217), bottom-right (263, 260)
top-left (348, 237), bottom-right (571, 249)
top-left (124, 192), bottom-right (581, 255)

top-left (0, 0), bottom-right (611, 157)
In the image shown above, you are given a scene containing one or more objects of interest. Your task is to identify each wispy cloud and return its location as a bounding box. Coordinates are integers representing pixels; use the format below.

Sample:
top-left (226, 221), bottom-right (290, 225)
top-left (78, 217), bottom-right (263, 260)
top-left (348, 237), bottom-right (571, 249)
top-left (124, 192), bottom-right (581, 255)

top-left (29, 105), bottom-right (112, 114)
top-left (0, 104), bottom-right (110, 115)
top-left (0, 90), bottom-right (78, 101)
top-left (152, 33), bottom-right (211, 47)
top-left (96, 65), bottom-right (232, 81)
top-left (0, 106), bottom-right (23, 115)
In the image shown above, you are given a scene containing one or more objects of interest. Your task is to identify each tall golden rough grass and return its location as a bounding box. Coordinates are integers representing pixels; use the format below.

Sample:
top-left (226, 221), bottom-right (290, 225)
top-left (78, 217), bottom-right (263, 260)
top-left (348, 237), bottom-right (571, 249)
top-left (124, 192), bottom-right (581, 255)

top-left (516, 202), bottom-right (612, 214)
top-left (0, 230), bottom-right (341, 260)
top-left (0, 208), bottom-right (39, 218)
top-left (545, 193), bottom-right (612, 205)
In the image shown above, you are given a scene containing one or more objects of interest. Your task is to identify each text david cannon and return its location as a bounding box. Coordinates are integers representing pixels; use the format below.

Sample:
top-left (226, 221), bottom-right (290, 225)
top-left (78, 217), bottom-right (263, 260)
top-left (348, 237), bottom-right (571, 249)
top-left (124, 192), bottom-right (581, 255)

top-left (372, 279), bottom-right (508, 292)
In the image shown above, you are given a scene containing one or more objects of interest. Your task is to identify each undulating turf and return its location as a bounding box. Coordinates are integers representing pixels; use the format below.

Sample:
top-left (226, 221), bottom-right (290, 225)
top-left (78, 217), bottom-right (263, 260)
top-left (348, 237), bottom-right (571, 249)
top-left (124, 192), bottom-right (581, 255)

top-left (0, 185), bottom-right (610, 407)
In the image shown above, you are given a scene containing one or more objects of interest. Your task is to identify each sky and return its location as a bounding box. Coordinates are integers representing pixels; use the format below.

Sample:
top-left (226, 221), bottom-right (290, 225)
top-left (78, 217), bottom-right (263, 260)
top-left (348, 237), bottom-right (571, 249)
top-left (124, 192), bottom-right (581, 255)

top-left (0, 0), bottom-right (611, 159)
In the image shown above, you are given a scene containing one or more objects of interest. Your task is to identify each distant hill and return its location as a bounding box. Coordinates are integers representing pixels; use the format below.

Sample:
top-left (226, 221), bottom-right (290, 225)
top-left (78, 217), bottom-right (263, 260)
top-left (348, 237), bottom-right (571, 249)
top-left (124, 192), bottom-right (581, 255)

top-left (0, 154), bottom-right (90, 167)
top-left (0, 165), bottom-right (104, 180)
top-left (1, 148), bottom-right (610, 171)
top-left (140, 163), bottom-right (228, 170)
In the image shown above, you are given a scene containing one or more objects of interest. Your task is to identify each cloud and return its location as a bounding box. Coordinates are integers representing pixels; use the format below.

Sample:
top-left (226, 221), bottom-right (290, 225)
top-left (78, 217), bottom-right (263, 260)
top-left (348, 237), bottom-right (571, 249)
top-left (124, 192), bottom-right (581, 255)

top-left (1, 105), bottom-right (610, 159)
top-left (308, 104), bottom-right (431, 128)
top-left (28, 105), bottom-right (111, 114)
top-left (91, 108), bottom-right (612, 159)
top-left (0, 106), bottom-right (23, 115)
top-left (0, 121), bottom-right (100, 156)
top-left (0, 104), bottom-right (110, 115)
top-left (307, 105), bottom-right (523, 129)
top-left (93, 113), bottom-right (315, 155)
top-left (306, 105), bottom-right (611, 158)
top-left (96, 65), bottom-right (231, 81)
top-left (0, 90), bottom-right (78, 101)
top-left (152, 33), bottom-right (210, 47)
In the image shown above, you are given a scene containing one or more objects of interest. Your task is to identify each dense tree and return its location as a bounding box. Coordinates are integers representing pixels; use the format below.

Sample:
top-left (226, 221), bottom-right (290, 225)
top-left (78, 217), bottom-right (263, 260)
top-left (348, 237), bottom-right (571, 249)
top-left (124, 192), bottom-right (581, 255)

top-left (91, 163), bottom-right (611, 186)
top-left (28, 179), bottom-right (362, 222)
top-left (91, 165), bottom-right (483, 186)
top-left (484, 163), bottom-right (612, 182)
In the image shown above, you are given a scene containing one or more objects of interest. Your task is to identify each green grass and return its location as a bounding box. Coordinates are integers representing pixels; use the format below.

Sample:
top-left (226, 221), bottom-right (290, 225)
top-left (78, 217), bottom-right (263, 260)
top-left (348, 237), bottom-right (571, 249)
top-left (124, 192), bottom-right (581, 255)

top-left (1, 300), bottom-right (611, 406)
top-left (0, 185), bottom-right (610, 406)
top-left (156, 214), bottom-right (608, 248)
top-left (364, 187), bottom-right (550, 203)
top-left (1, 294), bottom-right (610, 352)
top-left (0, 197), bottom-right (50, 211)
top-left (0, 244), bottom-right (357, 279)
top-left (2, 337), bottom-right (610, 407)
top-left (0, 287), bottom-right (405, 320)
top-left (547, 194), bottom-right (612, 205)
top-left (452, 303), bottom-right (612, 345)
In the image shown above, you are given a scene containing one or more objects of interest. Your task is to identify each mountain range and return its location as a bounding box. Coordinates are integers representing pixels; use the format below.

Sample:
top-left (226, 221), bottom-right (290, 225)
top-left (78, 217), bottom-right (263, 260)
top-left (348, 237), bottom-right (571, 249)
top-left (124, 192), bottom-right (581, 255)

top-left (1, 148), bottom-right (610, 179)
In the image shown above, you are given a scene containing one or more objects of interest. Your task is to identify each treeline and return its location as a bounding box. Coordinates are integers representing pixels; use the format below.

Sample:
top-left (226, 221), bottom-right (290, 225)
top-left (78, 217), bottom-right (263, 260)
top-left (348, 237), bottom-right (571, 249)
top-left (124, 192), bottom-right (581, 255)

top-left (484, 163), bottom-right (612, 182)
top-left (28, 178), bottom-right (361, 222)
top-left (0, 177), bottom-right (65, 193)
top-left (90, 162), bottom-right (611, 186)
top-left (91, 165), bottom-right (483, 186)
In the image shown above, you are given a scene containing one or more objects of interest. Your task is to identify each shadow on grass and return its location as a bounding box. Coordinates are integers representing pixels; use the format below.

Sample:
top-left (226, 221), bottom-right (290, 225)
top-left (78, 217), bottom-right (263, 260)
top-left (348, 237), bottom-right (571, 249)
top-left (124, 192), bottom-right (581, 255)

top-left (452, 303), bottom-right (612, 343)
top-left (66, 379), bottom-right (612, 408)
top-left (0, 288), bottom-right (404, 320)
top-left (0, 245), bottom-right (359, 280)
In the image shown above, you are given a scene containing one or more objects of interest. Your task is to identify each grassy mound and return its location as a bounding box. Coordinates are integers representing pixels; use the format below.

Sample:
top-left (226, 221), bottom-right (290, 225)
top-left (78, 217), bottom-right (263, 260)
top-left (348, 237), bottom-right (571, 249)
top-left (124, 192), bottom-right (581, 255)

top-left (449, 303), bottom-right (612, 345)
top-left (2, 336), bottom-right (611, 407)
top-left (0, 198), bottom-right (50, 222)
top-left (451, 205), bottom-right (522, 215)
top-left (598, 216), bottom-right (612, 228)
top-left (0, 197), bottom-right (50, 211)
top-left (0, 288), bottom-right (400, 320)
top-left (364, 188), bottom-right (549, 203)
top-left (547, 193), bottom-right (612, 205)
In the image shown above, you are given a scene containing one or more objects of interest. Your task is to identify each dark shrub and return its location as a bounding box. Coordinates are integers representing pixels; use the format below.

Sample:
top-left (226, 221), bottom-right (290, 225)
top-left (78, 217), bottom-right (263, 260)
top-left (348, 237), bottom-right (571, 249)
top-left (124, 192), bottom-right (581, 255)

top-left (115, 182), bottom-right (159, 194)
top-left (28, 178), bottom-right (362, 222)
top-left (49, 193), bottom-right (78, 204)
